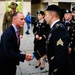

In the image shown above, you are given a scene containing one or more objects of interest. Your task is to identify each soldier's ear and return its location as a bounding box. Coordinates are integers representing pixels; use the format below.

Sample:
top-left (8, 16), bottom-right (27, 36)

top-left (49, 12), bottom-right (54, 18)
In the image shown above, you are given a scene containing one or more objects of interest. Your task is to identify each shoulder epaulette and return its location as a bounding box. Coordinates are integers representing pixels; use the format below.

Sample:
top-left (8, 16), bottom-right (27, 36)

top-left (55, 23), bottom-right (63, 28)
top-left (71, 20), bottom-right (75, 23)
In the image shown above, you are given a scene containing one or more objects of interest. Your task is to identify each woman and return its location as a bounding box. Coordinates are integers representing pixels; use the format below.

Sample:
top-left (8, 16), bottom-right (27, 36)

top-left (33, 11), bottom-right (50, 70)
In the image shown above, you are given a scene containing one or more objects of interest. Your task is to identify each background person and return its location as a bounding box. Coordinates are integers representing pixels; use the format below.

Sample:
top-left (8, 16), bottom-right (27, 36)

top-left (33, 11), bottom-right (50, 70)
top-left (72, 6), bottom-right (75, 21)
top-left (62, 10), bottom-right (73, 30)
top-left (2, 2), bottom-right (23, 38)
top-left (25, 12), bottom-right (31, 34)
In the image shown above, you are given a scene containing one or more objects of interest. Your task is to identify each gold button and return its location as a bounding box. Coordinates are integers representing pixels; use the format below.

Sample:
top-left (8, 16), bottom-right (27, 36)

top-left (71, 38), bottom-right (73, 40)
top-left (71, 42), bottom-right (72, 44)
top-left (72, 34), bottom-right (74, 36)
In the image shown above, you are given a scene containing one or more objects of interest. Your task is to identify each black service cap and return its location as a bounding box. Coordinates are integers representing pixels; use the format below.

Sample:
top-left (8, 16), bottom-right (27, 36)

top-left (37, 11), bottom-right (45, 15)
top-left (64, 10), bottom-right (72, 13)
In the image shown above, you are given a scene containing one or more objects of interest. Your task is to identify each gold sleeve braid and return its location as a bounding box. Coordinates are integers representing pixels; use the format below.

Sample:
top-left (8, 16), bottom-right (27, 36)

top-left (34, 31), bottom-right (37, 35)
top-left (43, 35), bottom-right (46, 39)
top-left (36, 50), bottom-right (41, 57)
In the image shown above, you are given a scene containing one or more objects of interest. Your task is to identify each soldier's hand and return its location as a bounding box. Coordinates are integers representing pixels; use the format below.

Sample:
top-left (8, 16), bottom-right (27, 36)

top-left (26, 53), bottom-right (33, 61)
top-left (38, 37), bottom-right (42, 40)
top-left (36, 35), bottom-right (39, 39)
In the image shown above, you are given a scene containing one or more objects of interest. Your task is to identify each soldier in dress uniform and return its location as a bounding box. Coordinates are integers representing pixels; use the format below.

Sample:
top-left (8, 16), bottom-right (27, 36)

top-left (31, 5), bottom-right (74, 75)
top-left (33, 11), bottom-right (50, 70)
top-left (72, 6), bottom-right (75, 21)
top-left (67, 6), bottom-right (75, 75)
top-left (62, 9), bottom-right (75, 74)
top-left (2, 2), bottom-right (23, 38)
top-left (62, 10), bottom-right (73, 31)
top-left (68, 20), bottom-right (75, 75)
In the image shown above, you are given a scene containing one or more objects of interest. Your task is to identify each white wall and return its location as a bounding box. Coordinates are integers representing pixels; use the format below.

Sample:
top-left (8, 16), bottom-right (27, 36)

top-left (59, 0), bottom-right (75, 2)
top-left (31, 3), bottom-right (47, 16)
top-left (0, 1), bottom-right (6, 35)
top-left (22, 2), bottom-right (31, 17)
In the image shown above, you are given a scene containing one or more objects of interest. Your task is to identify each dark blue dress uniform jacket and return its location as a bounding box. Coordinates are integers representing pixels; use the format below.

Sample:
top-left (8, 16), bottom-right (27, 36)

top-left (0, 25), bottom-right (25, 75)
top-left (68, 19), bottom-right (75, 75)
top-left (33, 21), bottom-right (73, 75)
top-left (33, 20), bottom-right (50, 51)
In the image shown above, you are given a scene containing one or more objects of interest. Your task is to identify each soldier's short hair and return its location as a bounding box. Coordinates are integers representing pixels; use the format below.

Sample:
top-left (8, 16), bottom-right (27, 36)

top-left (46, 4), bottom-right (61, 16)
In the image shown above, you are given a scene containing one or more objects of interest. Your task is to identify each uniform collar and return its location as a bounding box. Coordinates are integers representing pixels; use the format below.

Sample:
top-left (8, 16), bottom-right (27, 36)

top-left (65, 18), bottom-right (72, 23)
top-left (50, 19), bottom-right (60, 28)
top-left (39, 19), bottom-right (44, 23)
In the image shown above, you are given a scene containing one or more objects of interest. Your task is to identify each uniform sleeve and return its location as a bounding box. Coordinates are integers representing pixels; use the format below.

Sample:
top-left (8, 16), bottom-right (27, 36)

top-left (2, 34), bottom-right (25, 62)
top-left (2, 13), bottom-right (7, 32)
top-left (33, 22), bottom-right (37, 35)
top-left (51, 27), bottom-right (69, 72)
top-left (42, 24), bottom-right (50, 40)
top-left (33, 46), bottom-right (46, 60)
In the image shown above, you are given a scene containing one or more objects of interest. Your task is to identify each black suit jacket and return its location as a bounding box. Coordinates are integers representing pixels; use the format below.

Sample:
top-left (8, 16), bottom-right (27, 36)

top-left (0, 25), bottom-right (25, 65)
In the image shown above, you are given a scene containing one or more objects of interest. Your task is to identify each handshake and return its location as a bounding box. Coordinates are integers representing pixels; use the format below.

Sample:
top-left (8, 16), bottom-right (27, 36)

top-left (20, 52), bottom-right (34, 61)
top-left (25, 53), bottom-right (34, 61)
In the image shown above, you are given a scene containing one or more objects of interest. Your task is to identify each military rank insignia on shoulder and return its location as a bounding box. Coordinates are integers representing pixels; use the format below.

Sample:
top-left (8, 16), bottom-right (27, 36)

top-left (56, 39), bottom-right (64, 46)
top-left (73, 20), bottom-right (75, 23)
top-left (71, 20), bottom-right (75, 24)
top-left (56, 23), bottom-right (63, 28)
top-left (71, 20), bottom-right (74, 23)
